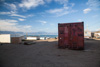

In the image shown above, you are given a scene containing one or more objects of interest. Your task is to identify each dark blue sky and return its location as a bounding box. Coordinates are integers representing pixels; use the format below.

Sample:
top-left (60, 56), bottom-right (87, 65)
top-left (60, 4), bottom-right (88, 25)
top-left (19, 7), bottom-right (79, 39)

top-left (0, 0), bottom-right (100, 33)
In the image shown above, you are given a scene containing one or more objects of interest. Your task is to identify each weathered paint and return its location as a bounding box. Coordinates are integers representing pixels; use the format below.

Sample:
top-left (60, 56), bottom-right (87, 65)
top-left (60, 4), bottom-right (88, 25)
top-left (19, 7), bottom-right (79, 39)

top-left (58, 22), bottom-right (84, 50)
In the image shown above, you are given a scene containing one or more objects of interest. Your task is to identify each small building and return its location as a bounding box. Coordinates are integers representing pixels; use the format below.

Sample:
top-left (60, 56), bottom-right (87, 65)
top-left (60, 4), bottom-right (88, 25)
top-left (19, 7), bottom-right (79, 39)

top-left (40, 37), bottom-right (46, 40)
top-left (94, 31), bottom-right (100, 38)
top-left (26, 37), bottom-right (38, 40)
top-left (11, 37), bottom-right (22, 44)
top-left (11, 34), bottom-right (22, 44)
top-left (84, 30), bottom-right (91, 38)
top-left (40, 37), bottom-right (50, 40)
top-left (0, 34), bottom-right (11, 43)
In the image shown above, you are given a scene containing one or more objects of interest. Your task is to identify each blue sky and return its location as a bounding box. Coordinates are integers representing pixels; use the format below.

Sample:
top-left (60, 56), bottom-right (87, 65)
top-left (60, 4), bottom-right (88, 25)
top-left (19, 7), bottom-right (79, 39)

top-left (0, 0), bottom-right (100, 33)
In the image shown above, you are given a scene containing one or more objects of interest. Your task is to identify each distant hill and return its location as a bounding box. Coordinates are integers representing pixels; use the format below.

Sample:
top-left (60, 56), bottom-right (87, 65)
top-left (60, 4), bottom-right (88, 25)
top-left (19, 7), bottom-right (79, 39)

top-left (0, 31), bottom-right (58, 35)
top-left (0, 31), bottom-right (24, 34)
top-left (29, 32), bottom-right (58, 35)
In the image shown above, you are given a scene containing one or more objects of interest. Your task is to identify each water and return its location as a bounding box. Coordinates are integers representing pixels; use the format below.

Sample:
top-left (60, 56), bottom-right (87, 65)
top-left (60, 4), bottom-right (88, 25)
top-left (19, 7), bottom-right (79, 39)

top-left (24, 35), bottom-right (58, 38)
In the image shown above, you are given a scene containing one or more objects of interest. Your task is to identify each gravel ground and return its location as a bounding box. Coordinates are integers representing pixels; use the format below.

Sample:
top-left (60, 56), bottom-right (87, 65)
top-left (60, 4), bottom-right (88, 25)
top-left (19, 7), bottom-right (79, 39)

top-left (0, 39), bottom-right (100, 67)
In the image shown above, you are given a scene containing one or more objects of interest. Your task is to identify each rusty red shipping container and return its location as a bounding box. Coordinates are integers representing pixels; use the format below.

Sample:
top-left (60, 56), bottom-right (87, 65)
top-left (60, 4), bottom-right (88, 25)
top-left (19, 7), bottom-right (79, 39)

top-left (58, 22), bottom-right (84, 50)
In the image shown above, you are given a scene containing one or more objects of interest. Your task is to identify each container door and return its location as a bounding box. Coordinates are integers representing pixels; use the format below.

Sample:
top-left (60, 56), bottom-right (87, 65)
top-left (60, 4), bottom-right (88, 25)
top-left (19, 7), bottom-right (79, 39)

top-left (64, 24), bottom-right (70, 47)
top-left (58, 24), bottom-right (65, 48)
top-left (77, 23), bottom-right (84, 49)
top-left (70, 23), bottom-right (84, 49)
top-left (70, 24), bottom-right (78, 49)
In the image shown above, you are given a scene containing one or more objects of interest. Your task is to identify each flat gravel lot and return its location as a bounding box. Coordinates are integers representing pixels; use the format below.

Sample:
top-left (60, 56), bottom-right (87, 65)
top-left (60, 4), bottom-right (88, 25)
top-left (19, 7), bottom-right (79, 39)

top-left (0, 39), bottom-right (100, 67)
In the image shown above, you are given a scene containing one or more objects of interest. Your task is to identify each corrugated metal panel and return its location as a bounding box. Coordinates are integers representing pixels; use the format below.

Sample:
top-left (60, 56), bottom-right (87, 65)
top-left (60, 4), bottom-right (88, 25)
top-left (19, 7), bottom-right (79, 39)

top-left (58, 22), bottom-right (84, 50)
top-left (58, 24), bottom-right (65, 48)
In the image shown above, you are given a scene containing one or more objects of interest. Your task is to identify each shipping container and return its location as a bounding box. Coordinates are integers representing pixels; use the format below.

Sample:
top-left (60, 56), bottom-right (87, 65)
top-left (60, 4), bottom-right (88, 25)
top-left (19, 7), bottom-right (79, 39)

top-left (26, 37), bottom-right (37, 40)
top-left (84, 30), bottom-right (91, 38)
top-left (11, 37), bottom-right (22, 44)
top-left (0, 34), bottom-right (11, 43)
top-left (58, 22), bottom-right (84, 50)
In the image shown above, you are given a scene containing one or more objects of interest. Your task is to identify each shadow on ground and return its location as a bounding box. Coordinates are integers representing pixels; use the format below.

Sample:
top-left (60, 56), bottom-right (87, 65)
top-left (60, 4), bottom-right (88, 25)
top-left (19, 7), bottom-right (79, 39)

top-left (0, 39), bottom-right (100, 67)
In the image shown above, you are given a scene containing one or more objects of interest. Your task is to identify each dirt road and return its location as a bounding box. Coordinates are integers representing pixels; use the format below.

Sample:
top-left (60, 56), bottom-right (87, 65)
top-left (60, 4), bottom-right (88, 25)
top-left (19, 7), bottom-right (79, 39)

top-left (0, 39), bottom-right (100, 67)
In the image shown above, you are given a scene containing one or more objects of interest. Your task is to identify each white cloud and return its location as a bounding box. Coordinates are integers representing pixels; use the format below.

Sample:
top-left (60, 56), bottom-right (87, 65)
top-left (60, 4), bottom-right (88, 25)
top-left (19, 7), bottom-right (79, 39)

top-left (18, 18), bottom-right (25, 21)
top-left (0, 11), bottom-right (15, 15)
top-left (4, 3), bottom-right (17, 11)
top-left (10, 13), bottom-right (26, 18)
top-left (27, 14), bottom-right (34, 17)
top-left (87, 0), bottom-right (100, 9)
top-left (0, 11), bottom-right (34, 18)
top-left (0, 12), bottom-right (11, 14)
top-left (38, 20), bottom-right (47, 25)
top-left (19, 0), bottom-right (45, 9)
top-left (83, 8), bottom-right (91, 14)
top-left (46, 0), bottom-right (76, 17)
top-left (39, 20), bottom-right (47, 23)
top-left (55, 0), bottom-right (68, 6)
top-left (83, 0), bottom-right (100, 14)
top-left (0, 11), bottom-right (26, 18)
top-left (23, 25), bottom-right (32, 28)
top-left (70, 3), bottom-right (75, 7)
top-left (46, 6), bottom-right (70, 16)
top-left (47, 8), bottom-right (63, 13)
top-left (58, 11), bottom-right (69, 16)
top-left (0, 19), bottom-right (32, 32)
top-left (0, 19), bottom-right (18, 23)
top-left (78, 19), bottom-right (82, 22)
top-left (18, 0), bottom-right (71, 10)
